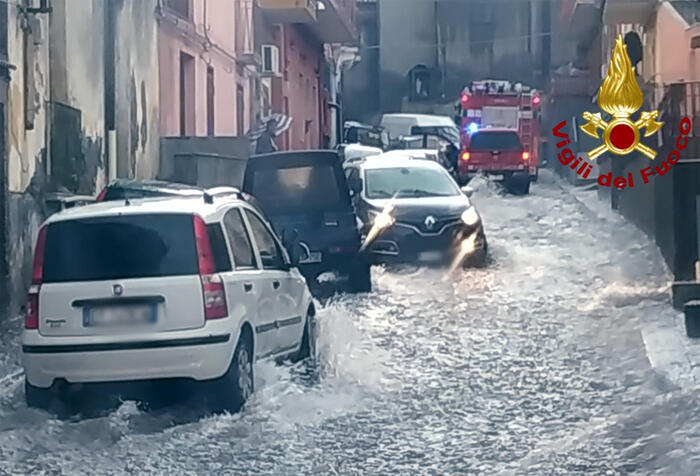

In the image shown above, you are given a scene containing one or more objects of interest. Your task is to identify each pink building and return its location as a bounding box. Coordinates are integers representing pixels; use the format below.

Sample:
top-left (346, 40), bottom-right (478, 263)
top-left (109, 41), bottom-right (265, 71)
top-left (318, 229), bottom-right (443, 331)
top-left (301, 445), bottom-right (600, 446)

top-left (159, 0), bottom-right (256, 137)
top-left (256, 0), bottom-right (357, 150)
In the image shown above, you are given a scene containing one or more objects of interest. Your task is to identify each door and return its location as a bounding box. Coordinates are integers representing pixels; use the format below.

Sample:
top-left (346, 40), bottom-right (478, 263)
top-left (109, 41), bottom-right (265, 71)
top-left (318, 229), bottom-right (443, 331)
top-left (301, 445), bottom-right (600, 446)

top-left (222, 207), bottom-right (275, 359)
top-left (243, 209), bottom-right (303, 355)
top-left (38, 213), bottom-right (206, 337)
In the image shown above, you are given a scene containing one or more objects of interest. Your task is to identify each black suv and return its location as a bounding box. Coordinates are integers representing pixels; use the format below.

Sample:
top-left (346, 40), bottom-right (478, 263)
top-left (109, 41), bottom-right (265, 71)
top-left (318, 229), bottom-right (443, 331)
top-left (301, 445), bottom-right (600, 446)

top-left (243, 150), bottom-right (371, 293)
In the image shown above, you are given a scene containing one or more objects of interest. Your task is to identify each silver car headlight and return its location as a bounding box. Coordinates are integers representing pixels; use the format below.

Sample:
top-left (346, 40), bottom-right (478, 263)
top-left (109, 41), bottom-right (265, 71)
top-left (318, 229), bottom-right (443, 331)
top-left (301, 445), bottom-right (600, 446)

top-left (461, 206), bottom-right (480, 226)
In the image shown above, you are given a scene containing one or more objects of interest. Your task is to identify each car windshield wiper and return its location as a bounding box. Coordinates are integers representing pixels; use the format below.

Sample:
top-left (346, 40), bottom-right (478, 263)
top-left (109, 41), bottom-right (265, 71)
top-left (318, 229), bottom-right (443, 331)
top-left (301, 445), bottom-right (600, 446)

top-left (370, 190), bottom-right (394, 198)
top-left (396, 189), bottom-right (448, 197)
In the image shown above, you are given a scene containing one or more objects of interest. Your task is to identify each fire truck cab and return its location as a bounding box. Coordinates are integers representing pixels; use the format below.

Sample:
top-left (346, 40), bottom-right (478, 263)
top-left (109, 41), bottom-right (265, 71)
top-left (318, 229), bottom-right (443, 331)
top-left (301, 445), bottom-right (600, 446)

top-left (456, 80), bottom-right (542, 183)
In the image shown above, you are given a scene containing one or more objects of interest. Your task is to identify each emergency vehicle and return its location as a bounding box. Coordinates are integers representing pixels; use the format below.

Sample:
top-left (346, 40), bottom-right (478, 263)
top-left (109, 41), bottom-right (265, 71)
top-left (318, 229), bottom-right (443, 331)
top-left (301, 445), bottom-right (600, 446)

top-left (456, 80), bottom-right (542, 181)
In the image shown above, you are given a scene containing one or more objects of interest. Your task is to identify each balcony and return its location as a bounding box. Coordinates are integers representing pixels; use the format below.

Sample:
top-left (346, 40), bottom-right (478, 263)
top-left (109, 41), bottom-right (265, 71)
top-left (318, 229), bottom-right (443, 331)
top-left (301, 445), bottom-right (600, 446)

top-left (311, 0), bottom-right (357, 43)
top-left (559, 0), bottom-right (603, 40)
top-left (602, 0), bottom-right (656, 25)
top-left (258, 0), bottom-right (317, 24)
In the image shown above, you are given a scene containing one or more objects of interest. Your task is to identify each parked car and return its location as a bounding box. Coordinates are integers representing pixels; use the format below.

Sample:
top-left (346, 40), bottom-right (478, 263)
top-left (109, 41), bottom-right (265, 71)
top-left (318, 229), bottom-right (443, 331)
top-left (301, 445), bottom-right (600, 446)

top-left (22, 194), bottom-right (316, 415)
top-left (344, 156), bottom-right (487, 267)
top-left (458, 127), bottom-right (531, 194)
top-left (340, 143), bottom-right (384, 164)
top-left (96, 178), bottom-right (242, 202)
top-left (343, 121), bottom-right (389, 149)
top-left (243, 150), bottom-right (372, 293)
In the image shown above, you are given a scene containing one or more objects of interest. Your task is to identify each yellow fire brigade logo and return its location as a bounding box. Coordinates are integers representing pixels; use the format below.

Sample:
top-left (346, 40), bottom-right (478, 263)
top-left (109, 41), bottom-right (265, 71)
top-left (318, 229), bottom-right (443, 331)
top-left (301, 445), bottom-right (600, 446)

top-left (579, 34), bottom-right (663, 160)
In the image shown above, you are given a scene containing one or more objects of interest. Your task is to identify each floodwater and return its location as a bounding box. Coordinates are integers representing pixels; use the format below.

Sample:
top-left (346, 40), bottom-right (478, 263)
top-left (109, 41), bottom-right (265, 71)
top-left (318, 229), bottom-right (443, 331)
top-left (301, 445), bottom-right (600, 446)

top-left (1, 171), bottom-right (698, 475)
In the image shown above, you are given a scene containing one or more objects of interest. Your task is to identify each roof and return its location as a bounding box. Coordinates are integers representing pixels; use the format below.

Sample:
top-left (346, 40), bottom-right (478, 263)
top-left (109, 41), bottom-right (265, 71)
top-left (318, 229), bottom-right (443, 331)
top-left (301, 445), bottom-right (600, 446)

top-left (108, 178), bottom-right (202, 194)
top-left (470, 127), bottom-right (519, 134)
top-left (671, 1), bottom-right (700, 25)
top-left (380, 114), bottom-right (456, 127)
top-left (44, 195), bottom-right (246, 225)
top-left (357, 155), bottom-right (444, 171)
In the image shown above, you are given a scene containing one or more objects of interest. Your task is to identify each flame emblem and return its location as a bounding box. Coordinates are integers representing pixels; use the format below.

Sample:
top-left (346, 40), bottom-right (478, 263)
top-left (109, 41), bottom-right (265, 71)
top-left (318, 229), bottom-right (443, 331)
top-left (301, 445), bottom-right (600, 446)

top-left (579, 34), bottom-right (663, 160)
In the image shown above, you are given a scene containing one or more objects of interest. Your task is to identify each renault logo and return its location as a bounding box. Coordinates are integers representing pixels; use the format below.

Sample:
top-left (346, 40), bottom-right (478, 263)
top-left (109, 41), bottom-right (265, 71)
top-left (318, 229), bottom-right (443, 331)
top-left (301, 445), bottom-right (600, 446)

top-left (424, 216), bottom-right (436, 230)
top-left (113, 284), bottom-right (123, 296)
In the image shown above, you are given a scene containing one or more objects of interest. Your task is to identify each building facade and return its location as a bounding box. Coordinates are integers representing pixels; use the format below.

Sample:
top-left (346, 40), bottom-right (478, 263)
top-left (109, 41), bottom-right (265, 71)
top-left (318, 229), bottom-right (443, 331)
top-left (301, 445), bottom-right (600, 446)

top-left (158, 0), bottom-right (256, 139)
top-left (255, 0), bottom-right (357, 149)
top-left (1, 0), bottom-right (162, 317)
top-left (376, 0), bottom-right (561, 113)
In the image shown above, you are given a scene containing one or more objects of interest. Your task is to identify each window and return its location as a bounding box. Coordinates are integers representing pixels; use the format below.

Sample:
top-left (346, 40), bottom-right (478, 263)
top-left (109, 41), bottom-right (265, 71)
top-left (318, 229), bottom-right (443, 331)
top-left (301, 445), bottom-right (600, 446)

top-left (364, 167), bottom-right (460, 199)
top-left (223, 209), bottom-right (256, 269)
top-left (245, 211), bottom-right (285, 270)
top-left (179, 52), bottom-right (195, 136)
top-left (43, 214), bottom-right (198, 283)
top-left (207, 66), bottom-right (215, 136)
top-left (250, 164), bottom-right (343, 215)
top-left (469, 132), bottom-right (522, 150)
top-left (207, 223), bottom-right (232, 272)
top-left (165, 0), bottom-right (191, 20)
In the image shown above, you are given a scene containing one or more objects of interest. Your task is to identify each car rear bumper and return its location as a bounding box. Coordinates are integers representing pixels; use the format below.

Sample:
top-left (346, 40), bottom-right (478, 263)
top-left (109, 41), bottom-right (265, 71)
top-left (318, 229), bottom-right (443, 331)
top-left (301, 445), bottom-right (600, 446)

top-left (22, 328), bottom-right (235, 388)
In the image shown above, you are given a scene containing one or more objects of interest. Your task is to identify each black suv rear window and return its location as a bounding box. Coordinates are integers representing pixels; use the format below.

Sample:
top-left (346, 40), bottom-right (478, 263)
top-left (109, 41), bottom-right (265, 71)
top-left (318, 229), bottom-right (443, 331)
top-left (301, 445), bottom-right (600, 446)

top-left (43, 213), bottom-right (198, 283)
top-left (251, 165), bottom-right (343, 214)
top-left (470, 132), bottom-right (522, 150)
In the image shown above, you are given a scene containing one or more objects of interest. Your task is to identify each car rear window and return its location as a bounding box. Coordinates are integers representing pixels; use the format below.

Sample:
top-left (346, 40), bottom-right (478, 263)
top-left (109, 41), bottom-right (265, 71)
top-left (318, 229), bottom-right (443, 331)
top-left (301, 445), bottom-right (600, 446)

top-left (469, 132), bottom-right (522, 150)
top-left (250, 164), bottom-right (344, 214)
top-left (102, 188), bottom-right (170, 201)
top-left (43, 213), bottom-right (199, 283)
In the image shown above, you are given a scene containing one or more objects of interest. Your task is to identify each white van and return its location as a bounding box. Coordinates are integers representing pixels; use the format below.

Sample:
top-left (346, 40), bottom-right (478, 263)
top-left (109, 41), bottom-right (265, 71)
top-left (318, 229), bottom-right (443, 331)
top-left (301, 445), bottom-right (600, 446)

top-left (379, 114), bottom-right (459, 142)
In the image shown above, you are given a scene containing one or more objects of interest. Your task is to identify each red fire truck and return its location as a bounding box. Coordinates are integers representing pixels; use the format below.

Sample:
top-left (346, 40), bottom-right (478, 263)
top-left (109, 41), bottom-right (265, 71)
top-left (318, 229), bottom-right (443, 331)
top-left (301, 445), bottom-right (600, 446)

top-left (456, 80), bottom-right (542, 181)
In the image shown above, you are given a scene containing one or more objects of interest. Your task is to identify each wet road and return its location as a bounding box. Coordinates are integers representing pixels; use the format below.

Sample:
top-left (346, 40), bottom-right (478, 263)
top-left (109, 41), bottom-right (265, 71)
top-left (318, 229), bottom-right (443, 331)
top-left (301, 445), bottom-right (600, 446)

top-left (1, 171), bottom-right (699, 475)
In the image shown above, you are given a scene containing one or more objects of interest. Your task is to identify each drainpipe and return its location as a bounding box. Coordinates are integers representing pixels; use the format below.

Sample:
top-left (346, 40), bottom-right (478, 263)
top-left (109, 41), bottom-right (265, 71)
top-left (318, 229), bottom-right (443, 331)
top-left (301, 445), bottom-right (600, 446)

top-left (330, 45), bottom-right (360, 147)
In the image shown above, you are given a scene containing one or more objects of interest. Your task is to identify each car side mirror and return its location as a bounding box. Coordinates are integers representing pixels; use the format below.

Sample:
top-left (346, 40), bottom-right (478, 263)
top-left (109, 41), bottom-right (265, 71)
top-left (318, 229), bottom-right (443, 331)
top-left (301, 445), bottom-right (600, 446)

top-left (461, 185), bottom-right (475, 197)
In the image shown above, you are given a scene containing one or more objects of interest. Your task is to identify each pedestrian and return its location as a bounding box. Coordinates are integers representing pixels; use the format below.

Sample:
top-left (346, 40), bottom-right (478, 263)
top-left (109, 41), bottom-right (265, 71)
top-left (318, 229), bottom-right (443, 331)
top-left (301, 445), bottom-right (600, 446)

top-left (256, 120), bottom-right (278, 154)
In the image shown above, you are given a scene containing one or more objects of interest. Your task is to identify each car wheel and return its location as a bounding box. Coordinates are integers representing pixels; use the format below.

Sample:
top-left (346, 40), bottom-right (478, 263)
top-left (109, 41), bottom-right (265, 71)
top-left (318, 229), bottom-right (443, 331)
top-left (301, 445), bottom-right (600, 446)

top-left (348, 262), bottom-right (372, 293)
top-left (209, 332), bottom-right (254, 413)
top-left (293, 309), bottom-right (317, 363)
top-left (25, 379), bottom-right (52, 410)
top-left (521, 179), bottom-right (531, 195)
top-left (25, 380), bottom-right (76, 416)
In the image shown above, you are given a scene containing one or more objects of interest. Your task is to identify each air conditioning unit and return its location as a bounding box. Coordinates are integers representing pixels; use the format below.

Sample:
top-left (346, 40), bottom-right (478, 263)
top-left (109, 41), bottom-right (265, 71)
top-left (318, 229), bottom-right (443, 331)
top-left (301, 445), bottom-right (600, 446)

top-left (261, 45), bottom-right (280, 76)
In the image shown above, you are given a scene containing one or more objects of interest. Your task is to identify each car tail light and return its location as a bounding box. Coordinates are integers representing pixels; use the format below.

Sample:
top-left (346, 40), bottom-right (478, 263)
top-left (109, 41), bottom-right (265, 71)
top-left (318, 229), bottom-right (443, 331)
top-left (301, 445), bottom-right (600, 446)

top-left (460, 152), bottom-right (470, 162)
top-left (522, 151), bottom-right (530, 161)
top-left (460, 92), bottom-right (469, 107)
top-left (193, 215), bottom-right (228, 319)
top-left (32, 226), bottom-right (47, 285)
top-left (96, 188), bottom-right (107, 202)
top-left (26, 226), bottom-right (47, 329)
top-left (26, 286), bottom-right (39, 330)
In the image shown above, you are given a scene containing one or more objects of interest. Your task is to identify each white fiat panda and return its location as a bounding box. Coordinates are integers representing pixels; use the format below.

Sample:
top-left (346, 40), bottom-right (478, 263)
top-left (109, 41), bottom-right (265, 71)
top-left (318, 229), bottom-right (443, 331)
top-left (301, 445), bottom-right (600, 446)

top-left (21, 192), bottom-right (316, 414)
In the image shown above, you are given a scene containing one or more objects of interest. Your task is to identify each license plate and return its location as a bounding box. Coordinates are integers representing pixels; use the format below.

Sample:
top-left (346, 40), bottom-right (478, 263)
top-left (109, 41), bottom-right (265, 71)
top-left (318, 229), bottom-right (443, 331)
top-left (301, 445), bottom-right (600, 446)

top-left (85, 304), bottom-right (155, 327)
top-left (490, 174), bottom-right (504, 180)
top-left (418, 251), bottom-right (443, 262)
top-left (300, 251), bottom-right (322, 264)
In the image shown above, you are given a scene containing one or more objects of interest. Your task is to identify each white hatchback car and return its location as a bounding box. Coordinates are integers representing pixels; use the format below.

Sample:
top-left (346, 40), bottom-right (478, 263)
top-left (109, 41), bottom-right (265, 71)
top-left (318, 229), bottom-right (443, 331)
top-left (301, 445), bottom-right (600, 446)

top-left (22, 193), bottom-right (316, 414)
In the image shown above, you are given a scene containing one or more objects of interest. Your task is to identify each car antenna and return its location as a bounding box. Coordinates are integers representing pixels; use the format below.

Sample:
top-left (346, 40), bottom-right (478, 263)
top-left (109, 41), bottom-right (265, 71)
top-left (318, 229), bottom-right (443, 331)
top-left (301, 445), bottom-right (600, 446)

top-left (203, 191), bottom-right (214, 204)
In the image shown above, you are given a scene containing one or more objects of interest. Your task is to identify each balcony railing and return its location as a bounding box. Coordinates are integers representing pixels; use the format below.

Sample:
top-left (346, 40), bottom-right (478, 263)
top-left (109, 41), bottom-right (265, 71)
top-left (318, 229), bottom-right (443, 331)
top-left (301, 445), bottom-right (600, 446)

top-left (313, 0), bottom-right (357, 43)
top-left (258, 0), bottom-right (317, 24)
top-left (559, 0), bottom-right (603, 40)
top-left (602, 0), bottom-right (656, 25)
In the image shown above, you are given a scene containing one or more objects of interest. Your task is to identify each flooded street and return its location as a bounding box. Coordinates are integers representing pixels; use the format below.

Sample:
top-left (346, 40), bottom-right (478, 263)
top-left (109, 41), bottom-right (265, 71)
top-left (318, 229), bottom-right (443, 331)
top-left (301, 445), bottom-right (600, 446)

top-left (1, 171), bottom-right (699, 475)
